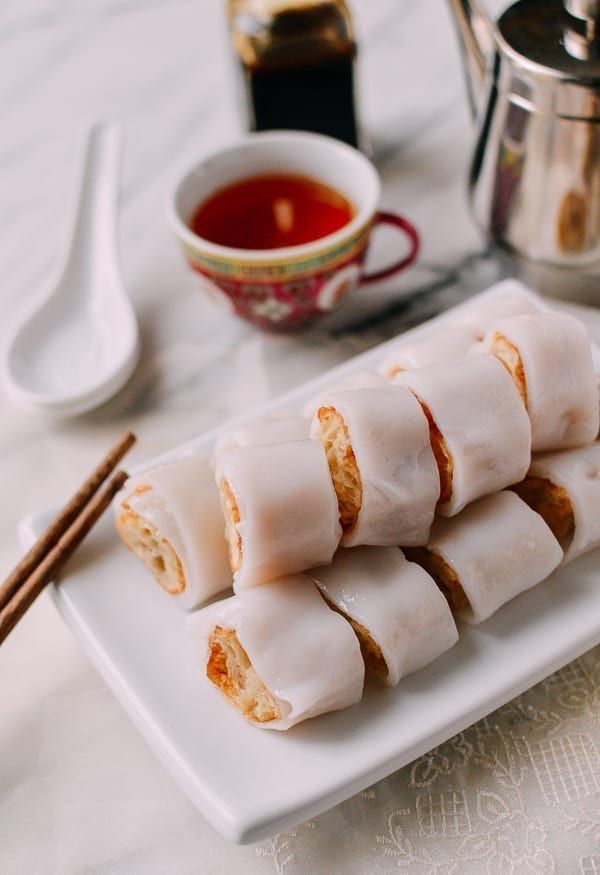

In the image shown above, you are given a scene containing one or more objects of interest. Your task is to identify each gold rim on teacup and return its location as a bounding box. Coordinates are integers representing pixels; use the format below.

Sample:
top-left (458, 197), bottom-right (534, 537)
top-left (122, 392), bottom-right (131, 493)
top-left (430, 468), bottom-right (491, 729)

top-left (168, 131), bottom-right (381, 284)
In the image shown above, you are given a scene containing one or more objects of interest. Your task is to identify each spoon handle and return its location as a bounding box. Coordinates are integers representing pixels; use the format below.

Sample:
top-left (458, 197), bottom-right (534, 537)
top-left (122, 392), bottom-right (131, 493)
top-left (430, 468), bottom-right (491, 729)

top-left (65, 122), bottom-right (123, 277)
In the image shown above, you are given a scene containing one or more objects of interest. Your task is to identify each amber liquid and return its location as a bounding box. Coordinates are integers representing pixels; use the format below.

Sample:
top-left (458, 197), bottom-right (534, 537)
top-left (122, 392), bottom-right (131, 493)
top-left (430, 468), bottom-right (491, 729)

top-left (190, 173), bottom-right (355, 249)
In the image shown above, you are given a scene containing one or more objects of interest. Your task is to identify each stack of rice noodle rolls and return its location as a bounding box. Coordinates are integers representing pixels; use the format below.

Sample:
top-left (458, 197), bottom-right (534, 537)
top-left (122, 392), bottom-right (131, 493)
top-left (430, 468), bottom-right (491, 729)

top-left (115, 282), bottom-right (600, 729)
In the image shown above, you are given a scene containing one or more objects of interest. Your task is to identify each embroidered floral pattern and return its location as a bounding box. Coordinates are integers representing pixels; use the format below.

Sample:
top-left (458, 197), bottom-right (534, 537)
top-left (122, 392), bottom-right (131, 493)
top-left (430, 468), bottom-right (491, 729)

top-left (565, 804), bottom-right (600, 843)
top-left (410, 734), bottom-right (474, 789)
top-left (255, 823), bottom-right (317, 873)
top-left (254, 647), bottom-right (600, 873)
top-left (457, 814), bottom-right (554, 874)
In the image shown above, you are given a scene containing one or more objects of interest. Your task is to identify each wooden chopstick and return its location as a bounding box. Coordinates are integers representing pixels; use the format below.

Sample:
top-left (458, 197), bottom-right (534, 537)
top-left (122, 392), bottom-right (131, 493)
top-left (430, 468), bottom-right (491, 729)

top-left (0, 431), bottom-right (135, 613)
top-left (0, 469), bottom-right (129, 646)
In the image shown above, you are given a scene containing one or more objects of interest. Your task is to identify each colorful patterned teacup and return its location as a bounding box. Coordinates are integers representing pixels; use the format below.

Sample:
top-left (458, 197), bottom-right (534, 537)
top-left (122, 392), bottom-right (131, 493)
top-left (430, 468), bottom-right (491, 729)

top-left (169, 132), bottom-right (419, 330)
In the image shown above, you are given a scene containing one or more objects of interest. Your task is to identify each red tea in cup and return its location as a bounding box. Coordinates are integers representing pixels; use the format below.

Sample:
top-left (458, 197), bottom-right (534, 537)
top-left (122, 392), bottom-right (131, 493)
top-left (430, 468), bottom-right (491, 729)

top-left (190, 173), bottom-right (355, 250)
top-left (170, 132), bottom-right (420, 330)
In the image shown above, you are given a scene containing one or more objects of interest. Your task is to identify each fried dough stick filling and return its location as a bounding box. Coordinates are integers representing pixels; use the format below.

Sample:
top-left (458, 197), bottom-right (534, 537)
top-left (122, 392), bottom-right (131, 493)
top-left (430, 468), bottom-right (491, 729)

top-left (311, 386), bottom-right (440, 548)
top-left (419, 401), bottom-right (454, 507)
top-left (219, 477), bottom-right (243, 573)
top-left (207, 626), bottom-right (279, 723)
top-left (485, 312), bottom-right (599, 452)
top-left (193, 575), bottom-right (365, 729)
top-left (488, 332), bottom-right (528, 406)
top-left (316, 406), bottom-right (362, 533)
top-left (407, 547), bottom-right (470, 613)
top-left (115, 457), bottom-right (234, 609)
top-left (215, 441), bottom-right (342, 590)
top-left (394, 354), bottom-right (531, 517)
top-left (408, 492), bottom-right (563, 624)
top-left (320, 594), bottom-right (387, 679)
top-left (512, 476), bottom-right (575, 550)
top-left (117, 486), bottom-right (185, 594)
top-left (310, 545), bottom-right (458, 686)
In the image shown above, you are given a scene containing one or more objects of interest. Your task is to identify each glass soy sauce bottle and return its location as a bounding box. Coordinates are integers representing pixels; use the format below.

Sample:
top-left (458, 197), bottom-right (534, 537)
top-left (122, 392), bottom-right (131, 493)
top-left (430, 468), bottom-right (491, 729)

top-left (227, 0), bottom-right (360, 148)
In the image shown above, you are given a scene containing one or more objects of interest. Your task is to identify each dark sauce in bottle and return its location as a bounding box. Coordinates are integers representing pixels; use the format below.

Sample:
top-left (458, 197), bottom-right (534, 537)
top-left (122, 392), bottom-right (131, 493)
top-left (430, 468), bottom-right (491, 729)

top-left (228, 1), bottom-right (360, 148)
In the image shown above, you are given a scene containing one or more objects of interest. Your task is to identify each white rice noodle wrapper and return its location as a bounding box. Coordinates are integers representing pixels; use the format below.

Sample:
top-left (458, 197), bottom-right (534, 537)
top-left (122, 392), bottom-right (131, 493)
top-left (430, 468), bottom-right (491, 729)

top-left (528, 442), bottom-right (600, 563)
top-left (311, 385), bottom-right (440, 547)
top-left (454, 279), bottom-right (544, 340)
top-left (428, 491), bottom-right (563, 624)
top-left (302, 370), bottom-right (386, 419)
top-left (377, 323), bottom-right (476, 377)
top-left (216, 440), bottom-right (341, 590)
top-left (310, 547), bottom-right (458, 686)
top-left (214, 414), bottom-right (310, 456)
top-left (485, 311), bottom-right (599, 451)
top-left (119, 456), bottom-right (232, 609)
top-left (394, 354), bottom-right (531, 516)
top-left (187, 575), bottom-right (365, 730)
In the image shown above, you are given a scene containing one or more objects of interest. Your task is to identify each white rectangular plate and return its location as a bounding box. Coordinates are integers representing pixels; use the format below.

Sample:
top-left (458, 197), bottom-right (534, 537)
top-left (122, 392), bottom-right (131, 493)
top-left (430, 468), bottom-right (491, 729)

top-left (20, 288), bottom-right (600, 844)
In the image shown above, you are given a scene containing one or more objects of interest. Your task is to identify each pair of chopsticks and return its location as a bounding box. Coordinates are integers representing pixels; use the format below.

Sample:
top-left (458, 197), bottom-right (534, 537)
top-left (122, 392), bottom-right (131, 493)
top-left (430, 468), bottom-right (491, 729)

top-left (0, 431), bottom-right (136, 646)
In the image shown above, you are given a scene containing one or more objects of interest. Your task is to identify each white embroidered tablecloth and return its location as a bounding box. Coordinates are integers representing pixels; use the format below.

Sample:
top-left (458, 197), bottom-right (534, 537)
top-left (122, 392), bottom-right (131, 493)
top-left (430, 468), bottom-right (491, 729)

top-left (253, 646), bottom-right (600, 875)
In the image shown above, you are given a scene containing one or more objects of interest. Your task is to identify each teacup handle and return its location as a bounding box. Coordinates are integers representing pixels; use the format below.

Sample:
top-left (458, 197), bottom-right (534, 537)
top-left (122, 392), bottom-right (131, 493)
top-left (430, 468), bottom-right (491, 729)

top-left (361, 211), bottom-right (420, 283)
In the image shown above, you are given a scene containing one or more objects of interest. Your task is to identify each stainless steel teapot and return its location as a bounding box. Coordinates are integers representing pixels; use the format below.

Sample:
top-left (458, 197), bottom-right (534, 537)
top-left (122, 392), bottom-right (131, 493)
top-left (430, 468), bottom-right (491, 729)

top-left (448, 0), bottom-right (600, 269)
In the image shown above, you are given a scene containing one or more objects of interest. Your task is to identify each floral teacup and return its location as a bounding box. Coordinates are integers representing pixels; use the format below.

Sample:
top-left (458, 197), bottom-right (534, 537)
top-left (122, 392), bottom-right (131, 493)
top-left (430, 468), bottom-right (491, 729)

top-left (169, 131), bottom-right (419, 330)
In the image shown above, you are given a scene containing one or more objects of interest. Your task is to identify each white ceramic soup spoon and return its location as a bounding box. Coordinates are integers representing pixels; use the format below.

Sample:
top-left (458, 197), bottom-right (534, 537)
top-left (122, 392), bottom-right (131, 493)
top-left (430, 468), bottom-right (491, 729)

top-left (2, 122), bottom-right (139, 417)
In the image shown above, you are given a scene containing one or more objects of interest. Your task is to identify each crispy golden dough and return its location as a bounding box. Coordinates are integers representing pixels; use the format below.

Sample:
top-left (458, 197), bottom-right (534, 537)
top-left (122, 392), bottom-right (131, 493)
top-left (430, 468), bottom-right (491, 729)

top-left (219, 477), bottom-right (242, 573)
top-left (417, 400), bottom-right (453, 506)
top-left (206, 626), bottom-right (280, 723)
top-left (406, 547), bottom-right (470, 613)
top-left (512, 476), bottom-right (575, 550)
top-left (489, 332), bottom-right (528, 407)
top-left (321, 594), bottom-right (388, 680)
top-left (315, 406), bottom-right (362, 533)
top-left (116, 486), bottom-right (186, 595)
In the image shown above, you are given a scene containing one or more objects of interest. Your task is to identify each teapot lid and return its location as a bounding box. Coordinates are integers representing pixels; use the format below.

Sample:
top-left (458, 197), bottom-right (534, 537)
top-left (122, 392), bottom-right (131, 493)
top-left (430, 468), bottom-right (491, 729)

top-left (498, 0), bottom-right (600, 78)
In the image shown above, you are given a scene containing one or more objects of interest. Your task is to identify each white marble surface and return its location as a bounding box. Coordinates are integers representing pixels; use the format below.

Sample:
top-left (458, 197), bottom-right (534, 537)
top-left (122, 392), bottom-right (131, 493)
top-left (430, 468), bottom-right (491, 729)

top-left (2, 1), bottom-right (599, 872)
